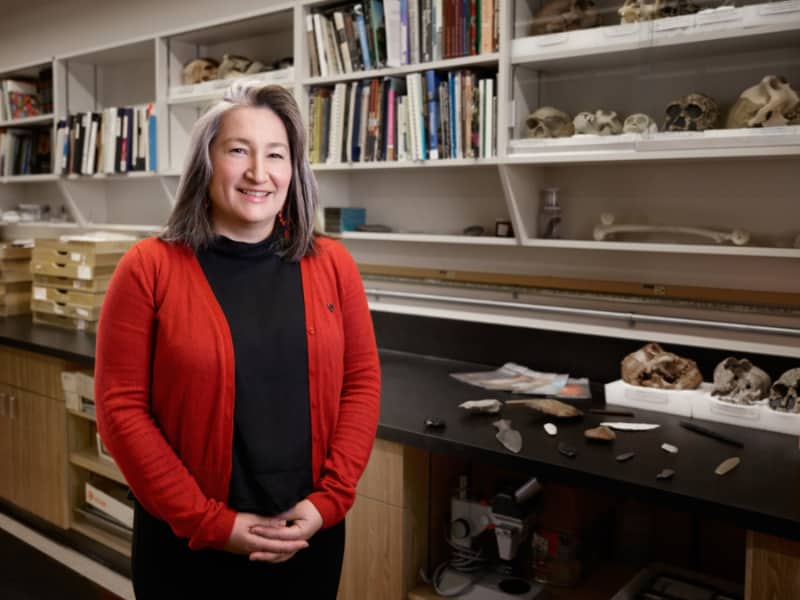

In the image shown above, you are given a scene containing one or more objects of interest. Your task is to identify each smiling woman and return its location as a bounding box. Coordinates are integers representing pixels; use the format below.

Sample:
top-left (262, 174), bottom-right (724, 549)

top-left (93, 81), bottom-right (381, 598)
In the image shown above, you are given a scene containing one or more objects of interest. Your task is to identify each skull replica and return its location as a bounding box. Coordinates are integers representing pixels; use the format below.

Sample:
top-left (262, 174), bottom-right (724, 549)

top-left (531, 0), bottom-right (602, 35)
top-left (768, 368), bottom-right (800, 413)
top-left (726, 75), bottom-right (800, 129)
top-left (623, 113), bottom-right (658, 134)
top-left (658, 0), bottom-right (698, 17)
top-left (573, 110), bottom-right (623, 135)
top-left (526, 107), bottom-right (575, 138)
top-left (182, 57), bottom-right (219, 85)
top-left (664, 93), bottom-right (720, 132)
top-left (621, 342), bottom-right (703, 390)
top-left (711, 357), bottom-right (771, 405)
top-left (618, 0), bottom-right (662, 23)
top-left (218, 54), bottom-right (266, 79)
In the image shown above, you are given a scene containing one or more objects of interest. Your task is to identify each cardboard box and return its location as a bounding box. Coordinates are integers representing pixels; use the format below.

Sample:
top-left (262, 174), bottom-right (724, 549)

top-left (85, 478), bottom-right (133, 529)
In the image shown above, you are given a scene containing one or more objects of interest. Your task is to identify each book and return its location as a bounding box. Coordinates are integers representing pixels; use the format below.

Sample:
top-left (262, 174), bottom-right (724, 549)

top-left (384, 0), bottom-right (403, 67)
top-left (313, 13), bottom-right (330, 77)
top-left (306, 14), bottom-right (321, 78)
top-left (353, 4), bottom-right (373, 70)
top-left (333, 11), bottom-right (354, 73)
top-left (368, 0), bottom-right (386, 69)
top-left (424, 70), bottom-right (441, 160)
top-left (2, 79), bottom-right (40, 120)
top-left (343, 8), bottom-right (364, 72)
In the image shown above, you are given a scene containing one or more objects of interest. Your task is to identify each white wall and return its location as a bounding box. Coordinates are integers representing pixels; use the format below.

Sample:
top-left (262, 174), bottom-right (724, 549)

top-left (0, 0), bottom-right (285, 69)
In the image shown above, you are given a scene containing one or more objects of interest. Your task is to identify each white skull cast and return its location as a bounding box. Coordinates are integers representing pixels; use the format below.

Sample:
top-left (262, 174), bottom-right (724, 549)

top-left (573, 110), bottom-right (623, 135)
top-left (623, 113), bottom-right (658, 134)
top-left (712, 357), bottom-right (771, 405)
top-left (769, 368), bottom-right (800, 413)
top-left (621, 342), bottom-right (703, 390)
top-left (664, 93), bottom-right (720, 132)
top-left (726, 75), bottom-right (800, 129)
top-left (618, 0), bottom-right (662, 23)
top-left (526, 107), bottom-right (575, 138)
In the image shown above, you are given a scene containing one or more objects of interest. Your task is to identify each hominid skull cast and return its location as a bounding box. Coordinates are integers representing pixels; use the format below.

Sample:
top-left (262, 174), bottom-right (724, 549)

top-left (664, 93), bottom-right (720, 132)
top-left (769, 368), bottom-right (800, 413)
top-left (712, 357), bottom-right (771, 405)
top-left (526, 107), bottom-right (575, 138)
top-left (726, 75), bottom-right (800, 129)
top-left (621, 342), bottom-right (703, 390)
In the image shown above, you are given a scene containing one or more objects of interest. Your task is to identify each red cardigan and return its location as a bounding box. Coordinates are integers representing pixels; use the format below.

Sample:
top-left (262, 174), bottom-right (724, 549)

top-left (95, 236), bottom-right (381, 550)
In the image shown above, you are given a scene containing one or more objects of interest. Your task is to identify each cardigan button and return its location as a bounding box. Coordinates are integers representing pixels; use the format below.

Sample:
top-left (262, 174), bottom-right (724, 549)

top-left (308, 327), bottom-right (316, 334)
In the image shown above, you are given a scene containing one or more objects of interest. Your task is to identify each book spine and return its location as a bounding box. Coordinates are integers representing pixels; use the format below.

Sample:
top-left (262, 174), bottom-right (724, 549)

top-left (306, 14), bottom-right (321, 78)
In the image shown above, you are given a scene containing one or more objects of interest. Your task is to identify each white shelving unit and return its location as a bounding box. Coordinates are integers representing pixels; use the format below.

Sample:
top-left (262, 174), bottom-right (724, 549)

top-left (0, 0), bottom-right (795, 351)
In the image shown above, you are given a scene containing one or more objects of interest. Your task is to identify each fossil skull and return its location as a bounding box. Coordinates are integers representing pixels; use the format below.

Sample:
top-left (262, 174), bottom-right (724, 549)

top-left (726, 75), bottom-right (800, 129)
top-left (618, 0), bottom-right (662, 23)
top-left (531, 0), bottom-right (602, 35)
top-left (769, 368), bottom-right (800, 412)
top-left (526, 107), bottom-right (575, 138)
top-left (664, 93), bottom-right (720, 132)
top-left (573, 110), bottom-right (623, 135)
top-left (623, 113), bottom-right (658, 134)
top-left (181, 57), bottom-right (219, 85)
top-left (659, 0), bottom-right (699, 17)
top-left (711, 357), bottom-right (771, 405)
top-left (621, 342), bottom-right (703, 390)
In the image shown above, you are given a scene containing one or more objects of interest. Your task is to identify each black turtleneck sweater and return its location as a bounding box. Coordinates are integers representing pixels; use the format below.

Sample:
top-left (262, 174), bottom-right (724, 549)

top-left (196, 234), bottom-right (312, 516)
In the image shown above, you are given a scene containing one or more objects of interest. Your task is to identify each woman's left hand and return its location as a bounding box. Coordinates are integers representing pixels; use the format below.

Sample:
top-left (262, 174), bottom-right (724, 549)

top-left (248, 499), bottom-right (323, 562)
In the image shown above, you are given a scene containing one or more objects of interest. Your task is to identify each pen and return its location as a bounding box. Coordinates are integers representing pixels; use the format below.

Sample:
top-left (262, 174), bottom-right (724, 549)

top-left (679, 420), bottom-right (744, 448)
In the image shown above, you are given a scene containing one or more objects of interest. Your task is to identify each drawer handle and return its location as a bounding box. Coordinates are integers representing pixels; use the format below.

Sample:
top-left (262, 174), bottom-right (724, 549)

top-left (0, 392), bottom-right (6, 417)
top-left (8, 394), bottom-right (16, 419)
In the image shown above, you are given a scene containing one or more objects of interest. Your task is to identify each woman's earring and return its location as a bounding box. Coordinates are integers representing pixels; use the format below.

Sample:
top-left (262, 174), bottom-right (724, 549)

top-left (277, 205), bottom-right (290, 241)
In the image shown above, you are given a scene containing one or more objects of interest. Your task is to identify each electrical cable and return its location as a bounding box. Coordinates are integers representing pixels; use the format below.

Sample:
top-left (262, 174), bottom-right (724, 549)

top-left (419, 533), bottom-right (492, 597)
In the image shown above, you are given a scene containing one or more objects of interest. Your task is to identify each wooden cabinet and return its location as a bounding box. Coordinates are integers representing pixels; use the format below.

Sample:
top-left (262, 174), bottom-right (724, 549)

top-left (338, 438), bottom-right (429, 600)
top-left (0, 346), bottom-right (69, 527)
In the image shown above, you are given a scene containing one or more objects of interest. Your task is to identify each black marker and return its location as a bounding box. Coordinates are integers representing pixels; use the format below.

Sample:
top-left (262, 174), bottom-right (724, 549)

top-left (679, 420), bottom-right (744, 448)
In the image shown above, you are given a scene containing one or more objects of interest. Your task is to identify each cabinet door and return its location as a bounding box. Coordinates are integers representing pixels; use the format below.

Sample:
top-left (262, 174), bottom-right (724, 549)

top-left (12, 387), bottom-right (69, 528)
top-left (0, 387), bottom-right (17, 503)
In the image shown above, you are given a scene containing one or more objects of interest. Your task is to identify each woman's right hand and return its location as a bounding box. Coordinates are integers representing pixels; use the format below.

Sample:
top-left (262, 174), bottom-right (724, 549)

top-left (224, 512), bottom-right (309, 562)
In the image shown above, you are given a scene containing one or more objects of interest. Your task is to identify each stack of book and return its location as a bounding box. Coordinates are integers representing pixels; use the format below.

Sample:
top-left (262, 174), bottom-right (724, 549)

top-left (79, 477), bottom-right (133, 541)
top-left (54, 104), bottom-right (157, 176)
top-left (30, 233), bottom-right (136, 332)
top-left (306, 0), bottom-right (498, 76)
top-left (0, 242), bottom-right (33, 316)
top-left (0, 127), bottom-right (51, 176)
top-left (308, 68), bottom-right (495, 164)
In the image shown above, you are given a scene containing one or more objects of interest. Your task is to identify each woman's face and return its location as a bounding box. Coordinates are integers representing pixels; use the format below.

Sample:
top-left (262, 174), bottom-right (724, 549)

top-left (208, 106), bottom-right (293, 243)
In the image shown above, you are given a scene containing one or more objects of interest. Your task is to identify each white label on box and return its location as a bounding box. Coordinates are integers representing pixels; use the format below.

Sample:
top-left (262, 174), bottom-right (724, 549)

top-left (76, 319), bottom-right (87, 330)
top-left (70, 252), bottom-right (81, 262)
top-left (77, 265), bottom-right (92, 279)
top-left (625, 388), bottom-right (669, 404)
top-left (604, 23), bottom-right (640, 38)
top-left (537, 33), bottom-right (569, 47)
top-left (33, 286), bottom-right (47, 300)
top-left (76, 307), bottom-right (90, 318)
top-left (696, 7), bottom-right (741, 25)
top-left (654, 15), bottom-right (694, 31)
top-left (709, 399), bottom-right (761, 421)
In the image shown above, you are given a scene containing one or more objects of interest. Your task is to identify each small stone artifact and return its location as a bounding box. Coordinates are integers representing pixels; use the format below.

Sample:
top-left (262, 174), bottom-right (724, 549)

top-left (585, 426), bottom-right (616, 441)
top-left (544, 423), bottom-right (558, 436)
top-left (622, 113), bottom-right (658, 134)
top-left (526, 107), bottom-right (575, 138)
top-left (621, 342), bottom-right (703, 390)
top-left (573, 110), bottom-right (623, 135)
top-left (768, 368), bottom-right (800, 412)
top-left (712, 357), bottom-right (771, 405)
top-left (459, 399), bottom-right (503, 414)
top-left (494, 419), bottom-right (523, 453)
top-left (616, 452), bottom-right (636, 462)
top-left (506, 398), bottom-right (584, 418)
top-left (600, 422), bottom-right (660, 431)
top-left (715, 457), bottom-right (741, 476)
top-left (727, 75), bottom-right (800, 129)
top-left (557, 442), bottom-right (577, 458)
top-left (664, 93), bottom-right (720, 132)
top-left (530, 0), bottom-right (602, 35)
top-left (656, 468), bottom-right (675, 480)
top-left (661, 443), bottom-right (678, 454)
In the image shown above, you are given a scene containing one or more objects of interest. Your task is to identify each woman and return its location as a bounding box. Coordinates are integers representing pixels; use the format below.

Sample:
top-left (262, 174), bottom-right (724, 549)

top-left (95, 82), bottom-right (381, 597)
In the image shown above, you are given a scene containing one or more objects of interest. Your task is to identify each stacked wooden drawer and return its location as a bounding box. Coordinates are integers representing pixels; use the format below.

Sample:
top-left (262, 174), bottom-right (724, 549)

top-left (30, 236), bottom-right (135, 332)
top-left (0, 242), bottom-right (33, 316)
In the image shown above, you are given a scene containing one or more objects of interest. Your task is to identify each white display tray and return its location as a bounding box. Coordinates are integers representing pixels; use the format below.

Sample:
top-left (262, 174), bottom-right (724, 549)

top-left (692, 395), bottom-right (800, 436)
top-left (605, 379), bottom-right (709, 417)
top-left (168, 67), bottom-right (295, 101)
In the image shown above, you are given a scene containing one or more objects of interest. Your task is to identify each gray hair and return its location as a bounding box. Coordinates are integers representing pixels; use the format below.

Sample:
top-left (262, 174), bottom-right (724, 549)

top-left (160, 81), bottom-right (318, 260)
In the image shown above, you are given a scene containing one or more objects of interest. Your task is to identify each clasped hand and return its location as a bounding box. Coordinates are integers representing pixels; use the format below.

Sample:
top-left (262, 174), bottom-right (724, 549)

top-left (224, 499), bottom-right (323, 563)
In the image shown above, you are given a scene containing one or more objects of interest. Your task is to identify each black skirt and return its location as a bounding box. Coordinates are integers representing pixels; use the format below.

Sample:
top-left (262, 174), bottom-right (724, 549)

top-left (131, 501), bottom-right (345, 599)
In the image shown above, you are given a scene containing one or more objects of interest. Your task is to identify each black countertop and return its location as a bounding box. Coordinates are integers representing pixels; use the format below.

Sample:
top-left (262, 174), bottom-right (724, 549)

top-left (4, 315), bottom-right (800, 541)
